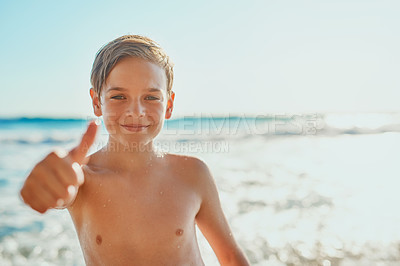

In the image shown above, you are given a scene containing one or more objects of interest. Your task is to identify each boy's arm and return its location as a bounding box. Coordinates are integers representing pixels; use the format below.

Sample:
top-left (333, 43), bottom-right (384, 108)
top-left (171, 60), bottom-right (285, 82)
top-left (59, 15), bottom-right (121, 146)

top-left (194, 159), bottom-right (250, 266)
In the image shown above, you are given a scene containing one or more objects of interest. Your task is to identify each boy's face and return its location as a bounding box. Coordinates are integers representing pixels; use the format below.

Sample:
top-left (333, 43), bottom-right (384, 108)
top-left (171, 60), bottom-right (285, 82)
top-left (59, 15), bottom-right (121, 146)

top-left (90, 57), bottom-right (174, 146)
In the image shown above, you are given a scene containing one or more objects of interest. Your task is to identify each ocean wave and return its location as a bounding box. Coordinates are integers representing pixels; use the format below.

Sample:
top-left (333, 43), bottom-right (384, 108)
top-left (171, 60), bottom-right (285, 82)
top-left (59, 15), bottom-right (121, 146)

top-left (319, 123), bottom-right (400, 136)
top-left (0, 221), bottom-right (44, 240)
top-left (2, 114), bottom-right (400, 142)
top-left (0, 135), bottom-right (78, 145)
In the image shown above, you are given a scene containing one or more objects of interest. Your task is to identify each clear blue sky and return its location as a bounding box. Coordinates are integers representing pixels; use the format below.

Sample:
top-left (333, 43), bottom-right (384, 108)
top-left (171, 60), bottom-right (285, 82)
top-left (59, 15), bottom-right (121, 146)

top-left (0, 0), bottom-right (399, 118)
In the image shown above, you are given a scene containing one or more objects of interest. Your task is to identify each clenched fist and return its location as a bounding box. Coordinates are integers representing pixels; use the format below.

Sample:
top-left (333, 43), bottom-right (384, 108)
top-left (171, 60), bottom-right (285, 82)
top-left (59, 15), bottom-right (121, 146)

top-left (20, 120), bottom-right (99, 213)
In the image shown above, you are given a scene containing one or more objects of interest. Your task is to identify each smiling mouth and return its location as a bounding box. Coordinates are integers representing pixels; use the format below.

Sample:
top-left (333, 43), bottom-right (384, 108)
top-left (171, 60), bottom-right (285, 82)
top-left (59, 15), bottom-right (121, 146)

top-left (121, 124), bottom-right (150, 132)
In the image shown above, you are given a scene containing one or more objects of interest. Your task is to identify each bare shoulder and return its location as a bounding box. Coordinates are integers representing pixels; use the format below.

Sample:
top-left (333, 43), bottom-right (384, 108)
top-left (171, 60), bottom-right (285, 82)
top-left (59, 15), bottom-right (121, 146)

top-left (81, 149), bottom-right (110, 176)
top-left (164, 153), bottom-right (215, 190)
top-left (165, 153), bottom-right (211, 175)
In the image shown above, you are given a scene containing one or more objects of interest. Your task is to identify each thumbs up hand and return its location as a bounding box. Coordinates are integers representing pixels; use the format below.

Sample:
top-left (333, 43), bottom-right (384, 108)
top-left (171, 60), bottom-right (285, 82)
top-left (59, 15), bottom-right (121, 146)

top-left (20, 120), bottom-right (99, 213)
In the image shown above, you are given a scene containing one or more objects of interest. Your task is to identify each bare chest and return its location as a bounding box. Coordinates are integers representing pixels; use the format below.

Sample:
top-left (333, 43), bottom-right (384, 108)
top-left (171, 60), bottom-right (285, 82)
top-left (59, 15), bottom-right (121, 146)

top-left (70, 172), bottom-right (202, 262)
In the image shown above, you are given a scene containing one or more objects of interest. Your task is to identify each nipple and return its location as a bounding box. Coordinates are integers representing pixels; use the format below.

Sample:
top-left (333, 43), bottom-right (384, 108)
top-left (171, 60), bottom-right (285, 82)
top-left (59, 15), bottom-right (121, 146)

top-left (96, 235), bottom-right (102, 245)
top-left (175, 229), bottom-right (184, 236)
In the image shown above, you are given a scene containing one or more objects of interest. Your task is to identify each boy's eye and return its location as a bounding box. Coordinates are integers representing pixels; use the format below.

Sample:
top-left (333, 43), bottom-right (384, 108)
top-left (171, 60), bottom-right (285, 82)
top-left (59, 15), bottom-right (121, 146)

top-left (145, 96), bottom-right (160, 100)
top-left (111, 95), bottom-right (125, 100)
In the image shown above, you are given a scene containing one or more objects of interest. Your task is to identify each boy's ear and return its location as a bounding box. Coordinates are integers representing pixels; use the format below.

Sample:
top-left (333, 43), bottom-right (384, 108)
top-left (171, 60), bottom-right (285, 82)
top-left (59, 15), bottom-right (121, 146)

top-left (165, 91), bottom-right (175, 119)
top-left (90, 88), bottom-right (102, 117)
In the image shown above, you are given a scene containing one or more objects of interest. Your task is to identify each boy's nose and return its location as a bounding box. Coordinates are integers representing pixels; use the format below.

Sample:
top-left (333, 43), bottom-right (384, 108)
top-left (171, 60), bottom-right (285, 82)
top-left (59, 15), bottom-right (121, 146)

top-left (127, 100), bottom-right (145, 117)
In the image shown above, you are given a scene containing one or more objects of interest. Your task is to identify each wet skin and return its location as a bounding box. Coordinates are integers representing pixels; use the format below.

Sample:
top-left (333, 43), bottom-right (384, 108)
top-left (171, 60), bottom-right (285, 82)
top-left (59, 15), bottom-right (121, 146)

top-left (69, 152), bottom-right (206, 265)
top-left (21, 57), bottom-right (249, 265)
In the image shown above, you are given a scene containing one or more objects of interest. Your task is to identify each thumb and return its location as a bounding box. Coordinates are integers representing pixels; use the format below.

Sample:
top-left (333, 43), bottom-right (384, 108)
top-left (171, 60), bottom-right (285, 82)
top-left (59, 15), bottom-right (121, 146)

top-left (69, 120), bottom-right (100, 164)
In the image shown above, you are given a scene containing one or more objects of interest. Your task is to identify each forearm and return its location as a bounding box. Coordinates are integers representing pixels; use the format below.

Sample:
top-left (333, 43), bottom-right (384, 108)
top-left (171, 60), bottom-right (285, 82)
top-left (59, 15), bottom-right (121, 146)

top-left (219, 247), bottom-right (250, 266)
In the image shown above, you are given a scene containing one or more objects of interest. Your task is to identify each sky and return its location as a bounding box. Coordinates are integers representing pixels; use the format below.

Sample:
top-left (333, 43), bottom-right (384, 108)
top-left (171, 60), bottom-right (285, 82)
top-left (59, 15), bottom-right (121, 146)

top-left (0, 0), bottom-right (399, 118)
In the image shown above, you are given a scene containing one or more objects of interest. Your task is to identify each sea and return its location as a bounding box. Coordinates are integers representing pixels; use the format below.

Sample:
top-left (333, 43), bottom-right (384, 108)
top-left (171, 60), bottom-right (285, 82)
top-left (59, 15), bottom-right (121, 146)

top-left (1, 112), bottom-right (400, 266)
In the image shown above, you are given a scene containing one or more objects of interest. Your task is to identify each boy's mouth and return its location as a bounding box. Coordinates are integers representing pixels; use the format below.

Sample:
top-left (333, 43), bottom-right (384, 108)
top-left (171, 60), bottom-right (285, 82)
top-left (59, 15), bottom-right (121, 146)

top-left (120, 124), bottom-right (150, 132)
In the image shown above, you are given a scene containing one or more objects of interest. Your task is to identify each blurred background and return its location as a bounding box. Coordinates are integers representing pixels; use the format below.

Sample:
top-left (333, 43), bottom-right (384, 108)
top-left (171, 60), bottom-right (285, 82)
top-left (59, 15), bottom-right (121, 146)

top-left (1, 0), bottom-right (400, 265)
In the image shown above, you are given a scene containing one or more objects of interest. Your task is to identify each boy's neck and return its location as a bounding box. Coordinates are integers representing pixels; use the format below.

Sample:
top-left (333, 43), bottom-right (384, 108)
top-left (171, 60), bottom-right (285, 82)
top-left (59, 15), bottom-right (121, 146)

top-left (97, 138), bottom-right (160, 173)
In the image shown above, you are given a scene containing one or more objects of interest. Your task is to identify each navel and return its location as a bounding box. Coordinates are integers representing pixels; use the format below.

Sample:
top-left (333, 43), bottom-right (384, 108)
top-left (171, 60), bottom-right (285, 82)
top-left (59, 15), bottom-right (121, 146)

top-left (175, 229), bottom-right (184, 236)
top-left (96, 234), bottom-right (102, 245)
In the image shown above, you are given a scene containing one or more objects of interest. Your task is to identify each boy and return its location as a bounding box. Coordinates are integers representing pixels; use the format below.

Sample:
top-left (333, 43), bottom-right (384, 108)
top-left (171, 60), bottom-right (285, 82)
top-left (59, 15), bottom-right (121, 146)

top-left (20, 35), bottom-right (249, 265)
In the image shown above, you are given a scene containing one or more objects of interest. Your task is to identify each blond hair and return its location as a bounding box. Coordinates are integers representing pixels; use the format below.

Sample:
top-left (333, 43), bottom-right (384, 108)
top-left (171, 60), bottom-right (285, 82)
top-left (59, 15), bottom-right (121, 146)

top-left (90, 35), bottom-right (174, 101)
